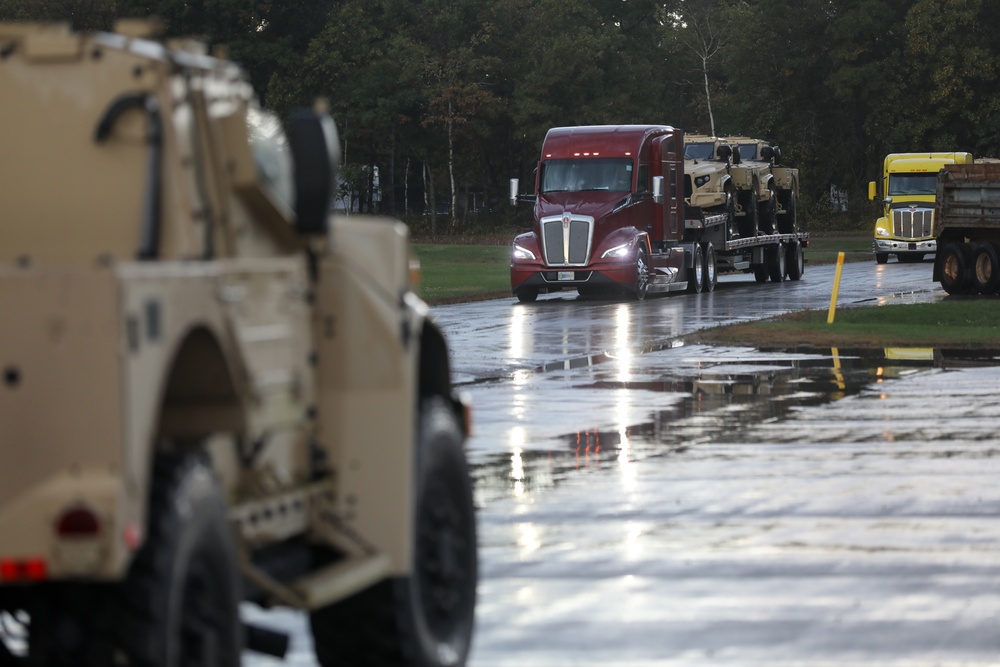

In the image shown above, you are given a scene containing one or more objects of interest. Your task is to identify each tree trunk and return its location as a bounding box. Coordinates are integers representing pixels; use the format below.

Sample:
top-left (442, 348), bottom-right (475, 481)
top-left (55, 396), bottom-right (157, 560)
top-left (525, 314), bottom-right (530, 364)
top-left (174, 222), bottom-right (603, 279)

top-left (702, 55), bottom-right (715, 137)
top-left (448, 101), bottom-right (457, 226)
top-left (426, 159), bottom-right (437, 236)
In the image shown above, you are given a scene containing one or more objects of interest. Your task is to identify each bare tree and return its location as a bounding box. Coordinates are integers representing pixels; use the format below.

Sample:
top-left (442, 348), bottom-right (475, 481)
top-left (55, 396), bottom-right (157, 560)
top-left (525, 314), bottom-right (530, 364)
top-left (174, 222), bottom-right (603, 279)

top-left (678, 0), bottom-right (734, 137)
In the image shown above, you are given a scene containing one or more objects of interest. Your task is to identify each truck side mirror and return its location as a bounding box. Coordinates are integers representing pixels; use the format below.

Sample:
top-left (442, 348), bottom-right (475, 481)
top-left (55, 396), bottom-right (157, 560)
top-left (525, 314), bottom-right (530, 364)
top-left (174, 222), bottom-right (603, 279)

top-left (716, 145), bottom-right (732, 162)
top-left (652, 175), bottom-right (664, 204)
top-left (509, 178), bottom-right (519, 206)
top-left (288, 108), bottom-right (340, 235)
top-left (868, 181), bottom-right (877, 201)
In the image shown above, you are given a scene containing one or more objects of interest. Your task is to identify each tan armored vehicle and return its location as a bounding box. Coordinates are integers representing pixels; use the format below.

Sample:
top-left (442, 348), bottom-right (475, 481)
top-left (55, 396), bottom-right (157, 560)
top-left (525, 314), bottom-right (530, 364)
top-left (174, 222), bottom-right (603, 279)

top-left (0, 21), bottom-right (476, 667)
top-left (725, 136), bottom-right (801, 235)
top-left (684, 134), bottom-right (773, 238)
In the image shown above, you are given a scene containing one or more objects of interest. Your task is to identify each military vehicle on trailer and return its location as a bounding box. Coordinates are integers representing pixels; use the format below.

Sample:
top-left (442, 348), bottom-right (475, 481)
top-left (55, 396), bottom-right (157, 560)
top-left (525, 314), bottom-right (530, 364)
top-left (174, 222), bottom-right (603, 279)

top-left (0, 20), bottom-right (476, 667)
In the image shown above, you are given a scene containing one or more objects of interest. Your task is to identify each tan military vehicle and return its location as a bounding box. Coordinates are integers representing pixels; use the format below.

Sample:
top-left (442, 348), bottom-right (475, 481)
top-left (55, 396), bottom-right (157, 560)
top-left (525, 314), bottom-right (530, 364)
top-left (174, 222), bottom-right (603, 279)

top-left (724, 136), bottom-right (801, 235)
top-left (684, 134), bottom-right (772, 238)
top-left (0, 21), bottom-right (476, 667)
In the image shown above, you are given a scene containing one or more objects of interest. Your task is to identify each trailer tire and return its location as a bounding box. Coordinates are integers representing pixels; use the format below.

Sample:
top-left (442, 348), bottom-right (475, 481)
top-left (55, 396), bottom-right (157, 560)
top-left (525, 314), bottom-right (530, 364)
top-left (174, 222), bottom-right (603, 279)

top-left (973, 241), bottom-right (1000, 294)
top-left (688, 244), bottom-right (705, 293)
top-left (515, 288), bottom-right (538, 303)
top-left (635, 245), bottom-right (650, 300)
top-left (702, 242), bottom-right (717, 292)
top-left (786, 240), bottom-right (804, 281)
top-left (767, 243), bottom-right (785, 282)
top-left (311, 396), bottom-right (477, 667)
top-left (875, 253), bottom-right (889, 265)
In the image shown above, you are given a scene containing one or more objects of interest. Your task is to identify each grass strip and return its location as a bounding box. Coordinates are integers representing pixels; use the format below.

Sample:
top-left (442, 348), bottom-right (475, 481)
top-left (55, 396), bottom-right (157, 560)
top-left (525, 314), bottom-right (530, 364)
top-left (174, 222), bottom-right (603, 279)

top-left (692, 300), bottom-right (1000, 349)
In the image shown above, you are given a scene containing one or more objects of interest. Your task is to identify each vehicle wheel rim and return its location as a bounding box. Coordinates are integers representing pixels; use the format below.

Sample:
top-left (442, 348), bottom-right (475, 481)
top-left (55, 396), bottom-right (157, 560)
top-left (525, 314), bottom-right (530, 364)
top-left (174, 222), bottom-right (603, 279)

top-left (636, 251), bottom-right (649, 297)
top-left (976, 254), bottom-right (991, 285)
top-left (943, 253), bottom-right (960, 283)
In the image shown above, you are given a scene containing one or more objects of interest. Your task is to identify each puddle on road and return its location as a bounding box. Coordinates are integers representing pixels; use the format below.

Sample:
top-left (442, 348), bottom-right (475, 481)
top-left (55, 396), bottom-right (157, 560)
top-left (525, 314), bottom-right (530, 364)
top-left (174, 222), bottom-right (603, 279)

top-left (471, 347), bottom-right (1000, 506)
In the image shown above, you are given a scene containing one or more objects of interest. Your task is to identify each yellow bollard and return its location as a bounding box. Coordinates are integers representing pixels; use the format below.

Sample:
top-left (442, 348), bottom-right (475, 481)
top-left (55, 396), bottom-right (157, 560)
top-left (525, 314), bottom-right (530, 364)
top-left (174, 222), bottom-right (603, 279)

top-left (827, 251), bottom-right (845, 324)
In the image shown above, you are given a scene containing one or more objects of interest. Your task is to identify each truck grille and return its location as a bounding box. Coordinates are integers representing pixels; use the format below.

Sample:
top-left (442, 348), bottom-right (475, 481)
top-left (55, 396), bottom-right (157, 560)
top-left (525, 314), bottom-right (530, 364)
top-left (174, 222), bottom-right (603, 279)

top-left (540, 214), bottom-right (594, 266)
top-left (892, 207), bottom-right (933, 239)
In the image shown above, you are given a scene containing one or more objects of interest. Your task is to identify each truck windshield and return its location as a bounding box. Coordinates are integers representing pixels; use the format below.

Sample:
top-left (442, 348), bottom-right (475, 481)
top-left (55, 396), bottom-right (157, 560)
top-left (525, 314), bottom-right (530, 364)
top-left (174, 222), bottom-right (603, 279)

top-left (684, 142), bottom-right (715, 160)
top-left (888, 173), bottom-right (937, 196)
top-left (540, 158), bottom-right (633, 193)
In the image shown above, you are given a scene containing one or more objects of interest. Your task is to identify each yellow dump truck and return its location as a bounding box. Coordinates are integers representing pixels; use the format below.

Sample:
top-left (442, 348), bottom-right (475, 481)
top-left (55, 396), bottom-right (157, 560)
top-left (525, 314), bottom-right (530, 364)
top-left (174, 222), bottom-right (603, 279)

top-left (868, 152), bottom-right (973, 264)
top-left (0, 21), bottom-right (476, 666)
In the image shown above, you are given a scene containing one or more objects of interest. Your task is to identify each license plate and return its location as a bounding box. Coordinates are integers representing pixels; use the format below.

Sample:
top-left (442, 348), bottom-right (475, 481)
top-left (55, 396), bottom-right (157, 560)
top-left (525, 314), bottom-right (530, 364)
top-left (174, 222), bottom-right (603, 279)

top-left (557, 271), bottom-right (574, 281)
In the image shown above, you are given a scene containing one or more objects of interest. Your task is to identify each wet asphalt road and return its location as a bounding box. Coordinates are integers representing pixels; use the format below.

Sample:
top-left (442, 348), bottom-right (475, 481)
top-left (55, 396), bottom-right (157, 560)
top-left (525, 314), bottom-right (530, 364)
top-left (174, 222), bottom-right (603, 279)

top-left (246, 257), bottom-right (1000, 666)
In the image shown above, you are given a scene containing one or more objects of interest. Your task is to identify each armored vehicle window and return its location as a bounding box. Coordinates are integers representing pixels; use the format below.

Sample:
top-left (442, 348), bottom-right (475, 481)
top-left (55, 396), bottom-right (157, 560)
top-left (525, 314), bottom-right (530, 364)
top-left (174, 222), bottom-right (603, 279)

top-left (684, 142), bottom-right (714, 160)
top-left (736, 144), bottom-right (758, 161)
top-left (540, 158), bottom-right (634, 193)
top-left (888, 173), bottom-right (937, 196)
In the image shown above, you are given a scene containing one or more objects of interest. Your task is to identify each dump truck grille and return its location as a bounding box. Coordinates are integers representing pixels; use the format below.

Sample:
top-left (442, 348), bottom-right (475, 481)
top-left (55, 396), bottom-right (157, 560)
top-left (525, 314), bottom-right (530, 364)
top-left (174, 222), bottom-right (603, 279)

top-left (540, 214), bottom-right (594, 266)
top-left (892, 207), bottom-right (933, 239)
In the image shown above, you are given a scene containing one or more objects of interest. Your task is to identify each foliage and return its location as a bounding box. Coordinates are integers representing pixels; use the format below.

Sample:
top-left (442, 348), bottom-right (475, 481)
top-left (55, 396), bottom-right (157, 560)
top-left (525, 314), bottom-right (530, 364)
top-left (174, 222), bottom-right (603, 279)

top-left (6, 0), bottom-right (1000, 233)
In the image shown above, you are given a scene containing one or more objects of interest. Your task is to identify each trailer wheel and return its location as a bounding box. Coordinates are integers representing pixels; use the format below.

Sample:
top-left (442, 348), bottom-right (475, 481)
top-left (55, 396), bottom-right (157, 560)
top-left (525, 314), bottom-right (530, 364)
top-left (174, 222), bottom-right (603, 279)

top-left (753, 263), bottom-right (768, 283)
top-left (688, 243), bottom-right (705, 293)
top-left (786, 240), bottom-right (804, 281)
top-left (311, 396), bottom-right (477, 667)
top-left (635, 245), bottom-right (650, 300)
top-left (702, 242), bottom-right (717, 292)
top-left (973, 241), bottom-right (1000, 294)
top-left (766, 243), bottom-right (786, 282)
top-left (875, 253), bottom-right (889, 264)
top-left (515, 288), bottom-right (538, 303)
top-left (939, 242), bottom-right (973, 295)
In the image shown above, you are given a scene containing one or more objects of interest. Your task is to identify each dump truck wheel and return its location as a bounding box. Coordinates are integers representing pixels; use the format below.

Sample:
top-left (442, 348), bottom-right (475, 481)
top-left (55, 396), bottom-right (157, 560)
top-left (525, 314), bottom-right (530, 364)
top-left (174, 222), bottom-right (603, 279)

top-left (702, 242), bottom-right (717, 292)
top-left (688, 243), bottom-right (704, 293)
top-left (515, 288), bottom-right (538, 303)
top-left (939, 242), bottom-right (972, 295)
top-left (786, 240), bottom-right (804, 281)
top-left (875, 253), bottom-right (889, 264)
top-left (311, 396), bottom-right (477, 667)
top-left (634, 245), bottom-right (650, 300)
top-left (973, 241), bottom-right (1000, 294)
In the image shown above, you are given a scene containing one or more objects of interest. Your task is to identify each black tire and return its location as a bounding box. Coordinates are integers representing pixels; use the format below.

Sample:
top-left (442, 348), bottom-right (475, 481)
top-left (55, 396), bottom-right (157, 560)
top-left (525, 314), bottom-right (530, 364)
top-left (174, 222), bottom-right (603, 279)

top-left (758, 190), bottom-right (777, 234)
top-left (939, 242), bottom-right (973, 295)
top-left (875, 253), bottom-right (889, 265)
top-left (753, 263), bottom-right (768, 283)
top-left (634, 245), bottom-right (650, 301)
top-left (786, 240), bottom-right (804, 281)
top-left (767, 243), bottom-right (785, 282)
top-left (515, 288), bottom-right (538, 303)
top-left (688, 243), bottom-right (705, 293)
top-left (702, 242), bottom-right (717, 292)
top-left (724, 189), bottom-right (737, 239)
top-left (737, 191), bottom-right (758, 238)
top-left (311, 396), bottom-right (477, 667)
top-left (28, 453), bottom-right (243, 667)
top-left (973, 241), bottom-right (1000, 294)
top-left (777, 190), bottom-right (797, 235)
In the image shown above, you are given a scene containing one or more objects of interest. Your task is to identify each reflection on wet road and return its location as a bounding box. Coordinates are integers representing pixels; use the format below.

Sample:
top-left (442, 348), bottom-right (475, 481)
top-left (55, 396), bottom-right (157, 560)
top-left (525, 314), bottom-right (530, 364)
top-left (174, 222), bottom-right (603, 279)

top-left (430, 260), bottom-right (1000, 666)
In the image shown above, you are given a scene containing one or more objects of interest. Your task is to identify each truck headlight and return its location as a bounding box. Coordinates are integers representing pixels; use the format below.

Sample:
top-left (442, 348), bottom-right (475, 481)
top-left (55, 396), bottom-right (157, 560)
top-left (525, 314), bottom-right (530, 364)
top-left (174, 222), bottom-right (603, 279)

top-left (601, 242), bottom-right (632, 259)
top-left (876, 228), bottom-right (890, 237)
top-left (694, 175), bottom-right (710, 188)
top-left (512, 244), bottom-right (535, 260)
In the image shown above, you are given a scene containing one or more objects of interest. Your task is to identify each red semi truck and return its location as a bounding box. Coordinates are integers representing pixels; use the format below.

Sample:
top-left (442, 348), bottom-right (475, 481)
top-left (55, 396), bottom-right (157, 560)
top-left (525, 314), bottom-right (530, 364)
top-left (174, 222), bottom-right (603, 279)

top-left (509, 125), bottom-right (809, 303)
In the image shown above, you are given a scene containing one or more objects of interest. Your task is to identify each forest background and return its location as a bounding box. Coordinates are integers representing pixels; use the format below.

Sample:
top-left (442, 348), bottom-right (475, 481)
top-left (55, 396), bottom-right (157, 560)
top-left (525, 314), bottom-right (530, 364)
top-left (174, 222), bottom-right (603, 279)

top-left (3, 0), bottom-right (1000, 238)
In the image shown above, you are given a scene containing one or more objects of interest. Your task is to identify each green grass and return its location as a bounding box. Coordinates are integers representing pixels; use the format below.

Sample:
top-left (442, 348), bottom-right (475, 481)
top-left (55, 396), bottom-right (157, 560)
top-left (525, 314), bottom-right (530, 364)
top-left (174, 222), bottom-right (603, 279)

top-left (411, 243), bottom-right (511, 303)
top-left (693, 300), bottom-right (1000, 349)
top-left (806, 234), bottom-right (872, 264)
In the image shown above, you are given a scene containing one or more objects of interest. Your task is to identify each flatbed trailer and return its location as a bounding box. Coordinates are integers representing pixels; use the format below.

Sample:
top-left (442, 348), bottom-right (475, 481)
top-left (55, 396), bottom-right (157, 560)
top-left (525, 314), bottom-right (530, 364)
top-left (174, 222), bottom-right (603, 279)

top-left (509, 125), bottom-right (807, 302)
